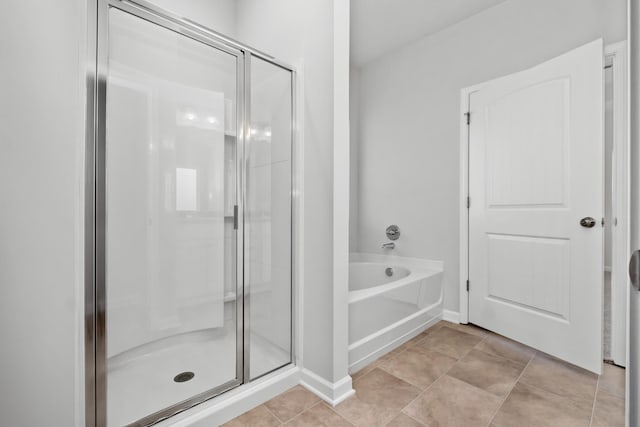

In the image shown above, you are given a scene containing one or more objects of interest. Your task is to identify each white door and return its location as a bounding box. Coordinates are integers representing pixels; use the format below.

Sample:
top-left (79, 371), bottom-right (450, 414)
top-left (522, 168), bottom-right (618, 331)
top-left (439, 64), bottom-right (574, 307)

top-left (468, 39), bottom-right (604, 373)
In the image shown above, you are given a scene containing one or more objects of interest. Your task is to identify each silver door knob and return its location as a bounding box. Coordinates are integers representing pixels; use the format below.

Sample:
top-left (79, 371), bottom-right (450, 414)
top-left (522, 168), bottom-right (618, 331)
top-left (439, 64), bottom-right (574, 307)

top-left (580, 217), bottom-right (596, 228)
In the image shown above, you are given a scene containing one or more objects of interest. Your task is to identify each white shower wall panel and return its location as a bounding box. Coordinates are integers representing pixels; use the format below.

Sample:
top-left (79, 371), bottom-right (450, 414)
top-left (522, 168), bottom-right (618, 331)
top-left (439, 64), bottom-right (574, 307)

top-left (106, 9), bottom-right (232, 358)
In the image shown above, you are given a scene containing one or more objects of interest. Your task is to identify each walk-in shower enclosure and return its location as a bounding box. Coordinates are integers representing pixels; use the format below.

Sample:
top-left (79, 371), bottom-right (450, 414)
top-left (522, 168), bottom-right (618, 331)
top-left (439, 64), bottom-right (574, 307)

top-left (86, 1), bottom-right (295, 425)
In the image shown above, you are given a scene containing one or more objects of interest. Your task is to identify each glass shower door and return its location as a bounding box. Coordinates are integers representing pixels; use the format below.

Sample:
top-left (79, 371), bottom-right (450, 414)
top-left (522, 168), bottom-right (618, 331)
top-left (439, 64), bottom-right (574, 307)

top-left (103, 7), bottom-right (240, 426)
top-left (246, 56), bottom-right (293, 379)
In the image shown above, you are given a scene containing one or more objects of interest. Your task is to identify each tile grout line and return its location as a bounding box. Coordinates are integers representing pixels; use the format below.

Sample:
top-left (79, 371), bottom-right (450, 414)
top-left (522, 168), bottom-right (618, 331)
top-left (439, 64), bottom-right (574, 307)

top-left (364, 323), bottom-right (500, 426)
top-left (281, 401), bottom-right (353, 427)
top-left (357, 323), bottom-right (531, 426)
top-left (392, 374), bottom-right (439, 425)
top-left (389, 320), bottom-right (446, 352)
top-left (352, 322), bottom-right (491, 426)
top-left (485, 349), bottom-right (536, 427)
top-left (370, 363), bottom-right (430, 426)
top-left (416, 323), bottom-right (489, 361)
top-left (318, 401), bottom-right (358, 427)
top-left (589, 371), bottom-right (601, 427)
top-left (352, 328), bottom-right (432, 385)
top-left (281, 401), bottom-right (316, 426)
top-left (471, 331), bottom-right (537, 366)
top-left (391, 328), bottom-right (487, 425)
top-left (446, 322), bottom-right (491, 362)
top-left (393, 351), bottom-right (459, 420)
top-left (516, 361), bottom-right (602, 414)
top-left (353, 324), bottom-right (442, 385)
top-left (385, 411), bottom-right (426, 427)
top-left (399, 324), bottom-right (442, 351)
top-left (270, 391), bottom-right (326, 425)
top-left (518, 374), bottom-right (600, 412)
top-left (325, 402), bottom-right (356, 427)
top-left (262, 387), bottom-right (323, 425)
top-left (261, 402), bottom-right (286, 425)
top-left (471, 345), bottom-right (533, 369)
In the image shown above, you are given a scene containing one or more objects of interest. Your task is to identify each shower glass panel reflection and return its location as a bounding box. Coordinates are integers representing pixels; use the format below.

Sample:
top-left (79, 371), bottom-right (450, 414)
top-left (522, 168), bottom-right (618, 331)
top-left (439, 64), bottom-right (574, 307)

top-left (98, 3), bottom-right (295, 426)
top-left (104, 8), bottom-right (240, 426)
top-left (246, 56), bottom-right (293, 380)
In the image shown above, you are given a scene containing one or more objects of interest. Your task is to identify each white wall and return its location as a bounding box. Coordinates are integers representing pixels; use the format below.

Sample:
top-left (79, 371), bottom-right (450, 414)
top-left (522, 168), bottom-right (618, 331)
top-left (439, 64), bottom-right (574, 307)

top-left (0, 1), bottom-right (86, 426)
top-left (353, 0), bottom-right (627, 312)
top-left (146, 0), bottom-right (238, 37)
top-left (332, 0), bottom-right (352, 387)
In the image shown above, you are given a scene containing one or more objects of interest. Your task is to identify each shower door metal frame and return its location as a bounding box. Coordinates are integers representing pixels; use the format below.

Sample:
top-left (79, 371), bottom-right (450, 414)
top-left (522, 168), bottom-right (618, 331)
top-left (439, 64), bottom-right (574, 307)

top-left (241, 52), bottom-right (297, 385)
top-left (85, 1), bottom-right (297, 426)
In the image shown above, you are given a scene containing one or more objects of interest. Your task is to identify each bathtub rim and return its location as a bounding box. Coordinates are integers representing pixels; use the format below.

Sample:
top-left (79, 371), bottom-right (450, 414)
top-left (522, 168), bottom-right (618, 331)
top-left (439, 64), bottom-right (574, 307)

top-left (349, 261), bottom-right (411, 291)
top-left (350, 252), bottom-right (444, 269)
top-left (348, 253), bottom-right (444, 304)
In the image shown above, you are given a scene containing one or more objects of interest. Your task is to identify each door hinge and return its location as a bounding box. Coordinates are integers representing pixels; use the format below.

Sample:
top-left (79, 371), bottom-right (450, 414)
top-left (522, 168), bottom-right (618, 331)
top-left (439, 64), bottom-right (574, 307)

top-left (233, 205), bottom-right (239, 230)
top-left (464, 112), bottom-right (471, 125)
top-left (601, 217), bottom-right (605, 227)
top-left (466, 279), bottom-right (470, 292)
top-left (467, 196), bottom-right (471, 209)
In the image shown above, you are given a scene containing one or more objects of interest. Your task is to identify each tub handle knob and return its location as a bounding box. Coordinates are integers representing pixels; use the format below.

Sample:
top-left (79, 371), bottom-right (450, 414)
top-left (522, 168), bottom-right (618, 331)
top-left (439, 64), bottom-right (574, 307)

top-left (386, 225), bottom-right (400, 241)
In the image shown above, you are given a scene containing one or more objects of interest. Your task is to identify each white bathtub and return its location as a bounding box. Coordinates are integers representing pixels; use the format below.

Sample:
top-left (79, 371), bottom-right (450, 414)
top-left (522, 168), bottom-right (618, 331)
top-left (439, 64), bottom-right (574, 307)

top-left (348, 253), bottom-right (444, 373)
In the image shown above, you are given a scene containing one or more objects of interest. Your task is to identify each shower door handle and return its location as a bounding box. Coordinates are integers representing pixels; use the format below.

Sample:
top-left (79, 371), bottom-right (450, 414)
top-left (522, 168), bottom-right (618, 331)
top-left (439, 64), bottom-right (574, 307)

top-left (233, 205), bottom-right (238, 230)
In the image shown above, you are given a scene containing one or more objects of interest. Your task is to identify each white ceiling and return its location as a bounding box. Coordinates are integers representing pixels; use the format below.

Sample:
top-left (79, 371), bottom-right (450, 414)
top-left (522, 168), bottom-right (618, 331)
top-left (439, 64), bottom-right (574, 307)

top-left (351, 0), bottom-right (508, 67)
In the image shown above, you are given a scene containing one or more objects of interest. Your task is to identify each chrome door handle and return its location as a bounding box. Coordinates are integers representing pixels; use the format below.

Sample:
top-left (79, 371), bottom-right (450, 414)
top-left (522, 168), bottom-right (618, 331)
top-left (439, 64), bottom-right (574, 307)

top-left (630, 250), bottom-right (640, 291)
top-left (580, 217), bottom-right (596, 228)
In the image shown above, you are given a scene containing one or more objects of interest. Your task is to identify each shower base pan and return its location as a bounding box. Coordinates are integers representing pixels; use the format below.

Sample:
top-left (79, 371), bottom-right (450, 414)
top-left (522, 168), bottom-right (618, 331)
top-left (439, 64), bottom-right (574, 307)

top-left (107, 327), bottom-right (288, 426)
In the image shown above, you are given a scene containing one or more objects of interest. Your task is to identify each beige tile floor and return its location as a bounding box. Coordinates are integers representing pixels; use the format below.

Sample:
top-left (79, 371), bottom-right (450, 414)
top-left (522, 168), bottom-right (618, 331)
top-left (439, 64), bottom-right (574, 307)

top-left (223, 321), bottom-right (625, 427)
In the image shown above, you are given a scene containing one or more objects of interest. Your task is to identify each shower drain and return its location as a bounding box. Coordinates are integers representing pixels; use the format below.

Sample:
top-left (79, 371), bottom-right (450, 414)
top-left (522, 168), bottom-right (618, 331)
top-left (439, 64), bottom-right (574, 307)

top-left (173, 371), bottom-right (195, 383)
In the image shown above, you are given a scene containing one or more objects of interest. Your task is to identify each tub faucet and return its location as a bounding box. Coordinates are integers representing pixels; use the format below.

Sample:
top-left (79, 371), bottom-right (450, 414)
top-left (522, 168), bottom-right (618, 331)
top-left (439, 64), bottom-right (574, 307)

top-left (382, 242), bottom-right (395, 249)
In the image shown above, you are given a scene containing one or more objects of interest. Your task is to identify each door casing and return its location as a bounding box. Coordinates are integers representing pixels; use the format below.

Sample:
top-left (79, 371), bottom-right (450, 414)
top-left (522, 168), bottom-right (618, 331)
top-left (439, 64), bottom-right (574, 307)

top-left (604, 41), bottom-right (629, 368)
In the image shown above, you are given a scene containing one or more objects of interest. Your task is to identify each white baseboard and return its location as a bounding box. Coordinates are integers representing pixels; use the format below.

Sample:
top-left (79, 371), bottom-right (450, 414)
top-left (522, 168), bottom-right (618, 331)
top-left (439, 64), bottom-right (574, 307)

top-left (163, 366), bottom-right (300, 426)
top-left (300, 369), bottom-right (355, 406)
top-left (154, 365), bottom-right (356, 425)
top-left (442, 309), bottom-right (460, 323)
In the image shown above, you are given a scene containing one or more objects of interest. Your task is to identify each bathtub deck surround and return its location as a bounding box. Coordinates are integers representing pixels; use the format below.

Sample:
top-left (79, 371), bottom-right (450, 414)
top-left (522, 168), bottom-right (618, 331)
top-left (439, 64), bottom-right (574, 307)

top-left (224, 321), bottom-right (626, 427)
top-left (348, 253), bottom-right (444, 373)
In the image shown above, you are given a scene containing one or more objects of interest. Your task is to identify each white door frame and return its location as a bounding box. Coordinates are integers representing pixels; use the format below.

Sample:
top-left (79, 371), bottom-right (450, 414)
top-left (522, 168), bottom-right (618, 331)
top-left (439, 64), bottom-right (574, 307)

top-left (458, 43), bottom-right (629, 336)
top-left (605, 41), bottom-right (629, 366)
